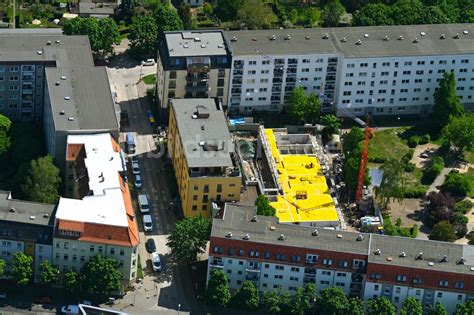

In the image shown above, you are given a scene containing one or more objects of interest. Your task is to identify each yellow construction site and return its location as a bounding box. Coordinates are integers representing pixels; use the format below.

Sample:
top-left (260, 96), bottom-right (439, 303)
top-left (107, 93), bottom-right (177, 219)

top-left (265, 129), bottom-right (338, 224)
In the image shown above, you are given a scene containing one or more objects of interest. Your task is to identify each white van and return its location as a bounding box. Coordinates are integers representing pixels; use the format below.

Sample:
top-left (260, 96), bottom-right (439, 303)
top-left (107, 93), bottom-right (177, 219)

top-left (143, 214), bottom-right (153, 232)
top-left (138, 195), bottom-right (149, 213)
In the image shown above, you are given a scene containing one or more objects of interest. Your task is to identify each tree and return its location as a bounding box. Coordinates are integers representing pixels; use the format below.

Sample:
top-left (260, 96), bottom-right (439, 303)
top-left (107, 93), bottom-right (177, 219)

top-left (422, 156), bottom-right (445, 184)
top-left (231, 281), bottom-right (259, 310)
top-left (261, 290), bottom-right (284, 314)
top-left (128, 15), bottom-right (158, 58)
top-left (429, 220), bottom-right (457, 242)
top-left (323, 0), bottom-right (346, 26)
top-left (0, 114), bottom-right (12, 155)
top-left (424, 192), bottom-right (455, 227)
top-left (289, 284), bottom-right (316, 315)
top-left (366, 297), bottom-right (396, 315)
top-left (154, 3), bottom-right (184, 34)
top-left (316, 286), bottom-right (349, 315)
top-left (11, 252), bottom-right (33, 286)
top-left (432, 71), bottom-right (465, 128)
top-left (342, 127), bottom-right (364, 157)
top-left (454, 301), bottom-right (474, 315)
top-left (21, 155), bottom-right (60, 203)
top-left (427, 301), bottom-right (448, 315)
top-left (442, 114), bottom-right (474, 156)
top-left (321, 114), bottom-right (340, 140)
top-left (178, 3), bottom-right (194, 30)
top-left (353, 3), bottom-right (393, 26)
top-left (81, 255), bottom-right (122, 296)
top-left (255, 194), bottom-right (276, 216)
top-left (0, 259), bottom-right (5, 276)
top-left (215, 0), bottom-right (245, 21)
top-left (203, 2), bottom-right (214, 16)
top-left (237, 0), bottom-right (277, 29)
top-left (399, 297), bottom-right (423, 315)
top-left (62, 18), bottom-right (120, 57)
top-left (288, 87), bottom-right (321, 124)
top-left (30, 3), bottom-right (54, 20)
top-left (348, 297), bottom-right (365, 315)
top-left (344, 148), bottom-right (363, 195)
top-left (63, 270), bottom-right (81, 294)
top-left (206, 269), bottom-right (231, 307)
top-left (166, 215), bottom-right (211, 263)
top-left (376, 158), bottom-right (405, 209)
top-left (39, 260), bottom-right (59, 286)
top-left (441, 172), bottom-right (470, 197)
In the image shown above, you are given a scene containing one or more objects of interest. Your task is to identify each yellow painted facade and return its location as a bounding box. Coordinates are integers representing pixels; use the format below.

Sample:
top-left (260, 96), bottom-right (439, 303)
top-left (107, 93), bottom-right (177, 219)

top-left (265, 129), bottom-right (338, 224)
top-left (168, 106), bottom-right (241, 218)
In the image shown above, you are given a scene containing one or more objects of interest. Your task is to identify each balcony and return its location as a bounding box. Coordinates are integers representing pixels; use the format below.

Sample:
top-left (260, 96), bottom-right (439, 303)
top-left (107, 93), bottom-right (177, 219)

top-left (304, 267), bottom-right (316, 275)
top-left (303, 277), bottom-right (316, 284)
top-left (305, 259), bottom-right (317, 265)
top-left (245, 262), bottom-right (261, 273)
top-left (245, 274), bottom-right (260, 282)
top-left (209, 259), bottom-right (224, 269)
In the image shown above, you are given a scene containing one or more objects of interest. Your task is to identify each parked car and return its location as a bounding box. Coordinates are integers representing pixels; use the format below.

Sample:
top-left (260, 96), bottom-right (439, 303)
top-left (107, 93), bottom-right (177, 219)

top-left (36, 296), bottom-right (53, 305)
top-left (130, 155), bottom-right (138, 164)
top-left (143, 214), bottom-right (153, 232)
top-left (79, 300), bottom-right (92, 306)
top-left (138, 194), bottom-right (150, 214)
top-left (420, 152), bottom-right (429, 158)
top-left (61, 305), bottom-right (79, 314)
top-left (145, 238), bottom-right (156, 253)
top-left (132, 162), bottom-right (140, 175)
top-left (152, 252), bottom-right (162, 272)
top-left (142, 58), bottom-right (155, 66)
top-left (135, 174), bottom-right (143, 188)
top-left (0, 292), bottom-right (6, 299)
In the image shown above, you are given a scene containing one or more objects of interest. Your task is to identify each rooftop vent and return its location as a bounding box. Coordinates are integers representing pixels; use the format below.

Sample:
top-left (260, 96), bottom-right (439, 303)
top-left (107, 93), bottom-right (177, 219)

top-left (399, 251), bottom-right (407, 258)
top-left (454, 33), bottom-right (460, 39)
top-left (375, 249), bottom-right (381, 255)
top-left (356, 234), bottom-right (364, 241)
top-left (457, 257), bottom-right (466, 265)
top-left (37, 50), bottom-right (43, 55)
top-left (29, 215), bottom-right (35, 220)
top-left (194, 37), bottom-right (201, 42)
top-left (183, 44), bottom-right (189, 49)
top-left (416, 252), bottom-right (423, 260)
top-left (61, 76), bottom-right (67, 80)
top-left (355, 39), bottom-right (362, 45)
top-left (278, 234), bottom-right (286, 241)
top-left (68, 117), bottom-right (75, 121)
top-left (305, 36), bottom-right (311, 40)
top-left (341, 37), bottom-right (347, 42)
top-left (312, 229), bottom-right (319, 236)
top-left (440, 34), bottom-right (446, 39)
top-left (269, 225), bottom-right (276, 231)
top-left (9, 207), bottom-right (16, 213)
top-left (251, 37), bottom-right (257, 41)
top-left (398, 35), bottom-right (404, 40)
top-left (337, 234), bottom-right (343, 239)
top-left (463, 30), bottom-right (469, 35)
top-left (55, 40), bottom-right (60, 44)
top-left (55, 81), bottom-right (60, 86)
top-left (413, 38), bottom-right (419, 43)
top-left (441, 255), bottom-right (448, 262)
top-left (386, 257), bottom-right (392, 262)
top-left (284, 34), bottom-right (291, 40)
top-left (59, 110), bottom-right (65, 115)
top-left (200, 44), bottom-right (207, 48)
top-left (471, 267), bottom-right (474, 272)
top-left (270, 35), bottom-right (276, 41)
top-left (323, 33), bottom-right (329, 39)
top-left (383, 36), bottom-right (390, 41)
top-left (231, 36), bottom-right (237, 42)
top-left (218, 44), bottom-right (224, 48)
top-left (420, 32), bottom-right (426, 36)
top-left (43, 213), bottom-right (49, 218)
top-left (243, 234), bottom-right (250, 240)
top-left (46, 41), bottom-right (52, 45)
top-left (428, 262), bottom-right (434, 266)
top-left (364, 33), bottom-right (369, 38)
top-left (251, 216), bottom-right (257, 222)
top-left (226, 232), bottom-right (233, 238)
top-left (64, 96), bottom-right (71, 100)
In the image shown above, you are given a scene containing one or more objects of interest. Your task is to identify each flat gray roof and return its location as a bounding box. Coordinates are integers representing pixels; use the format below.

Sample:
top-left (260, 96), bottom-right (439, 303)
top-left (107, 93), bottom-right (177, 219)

top-left (225, 24), bottom-right (474, 58)
top-left (0, 191), bottom-right (55, 226)
top-left (171, 99), bottom-right (234, 168)
top-left (45, 67), bottom-right (118, 131)
top-left (213, 203), bottom-right (474, 274)
top-left (165, 31), bottom-right (228, 57)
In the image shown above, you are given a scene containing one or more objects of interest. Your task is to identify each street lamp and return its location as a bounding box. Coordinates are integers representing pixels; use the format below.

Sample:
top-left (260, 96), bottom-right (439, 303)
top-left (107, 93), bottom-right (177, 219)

top-left (177, 303), bottom-right (181, 315)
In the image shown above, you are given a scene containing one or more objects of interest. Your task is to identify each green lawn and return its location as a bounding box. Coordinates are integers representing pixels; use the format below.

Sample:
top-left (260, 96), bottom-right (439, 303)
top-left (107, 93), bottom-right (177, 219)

top-left (464, 151), bottom-right (474, 164)
top-left (142, 74), bottom-right (156, 85)
top-left (369, 128), bottom-right (410, 162)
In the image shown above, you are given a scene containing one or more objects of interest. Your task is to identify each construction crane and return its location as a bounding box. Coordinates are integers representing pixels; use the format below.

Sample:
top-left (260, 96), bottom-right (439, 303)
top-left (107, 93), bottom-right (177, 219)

top-left (355, 115), bottom-right (372, 202)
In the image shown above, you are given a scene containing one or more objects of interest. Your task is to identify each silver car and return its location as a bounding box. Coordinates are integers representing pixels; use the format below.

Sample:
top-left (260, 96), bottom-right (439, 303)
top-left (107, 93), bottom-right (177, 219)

top-left (134, 174), bottom-right (143, 188)
top-left (132, 162), bottom-right (140, 175)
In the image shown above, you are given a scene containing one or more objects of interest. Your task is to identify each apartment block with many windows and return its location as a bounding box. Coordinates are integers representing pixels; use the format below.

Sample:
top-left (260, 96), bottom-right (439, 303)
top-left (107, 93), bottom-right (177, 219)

top-left (223, 24), bottom-right (474, 116)
top-left (53, 133), bottom-right (139, 290)
top-left (167, 99), bottom-right (241, 218)
top-left (156, 30), bottom-right (232, 120)
top-left (209, 203), bottom-right (474, 313)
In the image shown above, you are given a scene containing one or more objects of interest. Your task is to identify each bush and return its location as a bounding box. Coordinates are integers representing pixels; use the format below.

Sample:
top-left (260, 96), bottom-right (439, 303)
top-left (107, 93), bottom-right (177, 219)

top-left (454, 200), bottom-right (473, 214)
top-left (368, 156), bottom-right (386, 163)
top-left (422, 156), bottom-right (444, 184)
top-left (441, 173), bottom-right (470, 197)
top-left (419, 134), bottom-right (430, 145)
top-left (401, 150), bottom-right (414, 164)
top-left (407, 135), bottom-right (420, 148)
top-left (411, 224), bottom-right (419, 238)
top-left (403, 186), bottom-right (427, 198)
top-left (404, 163), bottom-right (415, 172)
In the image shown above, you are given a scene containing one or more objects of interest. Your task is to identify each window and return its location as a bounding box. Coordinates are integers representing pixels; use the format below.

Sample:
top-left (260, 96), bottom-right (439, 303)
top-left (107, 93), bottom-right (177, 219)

top-left (274, 275), bottom-right (283, 279)
top-left (291, 267), bottom-right (300, 272)
top-left (276, 253), bottom-right (285, 261)
top-left (404, 61), bottom-right (412, 66)
top-left (396, 275), bottom-right (407, 282)
top-left (248, 61), bottom-right (257, 65)
top-left (381, 72), bottom-right (389, 76)
top-left (291, 255), bottom-right (301, 262)
top-left (322, 259), bottom-right (332, 266)
top-left (275, 265), bottom-right (284, 270)
top-left (306, 254), bottom-right (318, 264)
top-left (438, 280), bottom-right (448, 287)
top-left (382, 62), bottom-right (390, 67)
top-left (290, 276), bottom-right (299, 281)
top-left (239, 249), bottom-right (244, 256)
top-left (359, 72), bottom-right (367, 77)
top-left (90, 245), bottom-right (95, 252)
top-left (338, 261), bottom-right (348, 268)
top-left (371, 273), bottom-right (381, 279)
top-left (454, 282), bottom-right (464, 289)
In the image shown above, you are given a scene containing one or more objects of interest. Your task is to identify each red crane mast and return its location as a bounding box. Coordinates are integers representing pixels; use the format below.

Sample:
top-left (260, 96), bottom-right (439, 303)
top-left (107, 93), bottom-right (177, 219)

top-left (355, 115), bottom-right (372, 202)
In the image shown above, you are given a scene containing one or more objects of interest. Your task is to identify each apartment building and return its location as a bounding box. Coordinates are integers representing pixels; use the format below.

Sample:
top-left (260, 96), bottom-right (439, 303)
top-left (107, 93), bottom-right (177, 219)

top-left (156, 30), bottom-right (232, 119)
top-left (209, 203), bottom-right (474, 314)
top-left (223, 24), bottom-right (474, 116)
top-left (0, 190), bottom-right (55, 282)
top-left (0, 30), bottom-right (118, 169)
top-left (167, 99), bottom-right (241, 218)
top-left (53, 133), bottom-right (139, 289)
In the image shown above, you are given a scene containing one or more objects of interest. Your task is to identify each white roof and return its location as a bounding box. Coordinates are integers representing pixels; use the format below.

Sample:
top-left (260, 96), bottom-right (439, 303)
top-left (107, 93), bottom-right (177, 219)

top-left (56, 133), bottom-right (128, 227)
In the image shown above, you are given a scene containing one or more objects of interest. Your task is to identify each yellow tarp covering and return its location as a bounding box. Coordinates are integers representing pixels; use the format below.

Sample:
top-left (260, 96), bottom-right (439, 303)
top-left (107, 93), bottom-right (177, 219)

top-left (265, 129), bottom-right (338, 223)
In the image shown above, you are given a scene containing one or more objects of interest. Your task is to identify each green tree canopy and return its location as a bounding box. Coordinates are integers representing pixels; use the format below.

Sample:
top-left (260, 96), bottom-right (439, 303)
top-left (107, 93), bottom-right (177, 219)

top-left (178, 3), bottom-right (194, 30)
top-left (21, 155), bottom-right (60, 203)
top-left (321, 114), bottom-right (341, 140)
top-left (166, 215), bottom-right (211, 263)
top-left (215, 0), bottom-right (245, 21)
top-left (432, 71), bottom-right (465, 128)
top-left (63, 270), bottom-right (81, 294)
top-left (11, 252), bottom-right (33, 286)
top-left (0, 259), bottom-right (5, 276)
top-left (399, 297), bottom-right (423, 315)
top-left (237, 0), bottom-right (277, 29)
top-left (231, 280), bottom-right (259, 310)
top-left (289, 283), bottom-right (316, 315)
top-left (353, 3), bottom-right (393, 26)
top-left (323, 0), bottom-right (346, 26)
top-left (154, 3), bottom-right (184, 34)
top-left (81, 255), bottom-right (122, 296)
top-left (316, 286), bottom-right (349, 314)
top-left (442, 114), bottom-right (474, 156)
top-left (261, 290), bottom-right (285, 314)
top-left (454, 300), bottom-right (474, 315)
top-left (342, 126), bottom-right (364, 157)
top-left (255, 194), bottom-right (276, 216)
top-left (288, 87), bottom-right (321, 123)
top-left (366, 297), bottom-right (396, 315)
top-left (377, 158), bottom-right (406, 209)
top-left (0, 114), bottom-right (12, 155)
top-left (39, 260), bottom-right (59, 287)
top-left (427, 301), bottom-right (448, 315)
top-left (429, 220), bottom-right (457, 242)
top-left (62, 17), bottom-right (120, 57)
top-left (441, 172), bottom-right (471, 197)
top-left (206, 269), bottom-right (231, 307)
top-left (348, 297), bottom-right (365, 315)
top-left (128, 15), bottom-right (158, 58)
